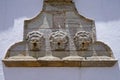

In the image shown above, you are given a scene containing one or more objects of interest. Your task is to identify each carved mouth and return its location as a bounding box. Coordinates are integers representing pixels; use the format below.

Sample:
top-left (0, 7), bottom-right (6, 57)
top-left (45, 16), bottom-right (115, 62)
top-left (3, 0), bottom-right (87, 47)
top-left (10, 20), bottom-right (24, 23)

top-left (57, 42), bottom-right (61, 46)
top-left (33, 43), bottom-right (37, 47)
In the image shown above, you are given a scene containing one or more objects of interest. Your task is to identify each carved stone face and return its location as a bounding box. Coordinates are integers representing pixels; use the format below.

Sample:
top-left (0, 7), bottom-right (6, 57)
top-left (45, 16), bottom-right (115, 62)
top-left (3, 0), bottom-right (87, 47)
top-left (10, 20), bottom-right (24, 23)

top-left (49, 31), bottom-right (69, 50)
top-left (74, 31), bottom-right (91, 50)
top-left (26, 31), bottom-right (44, 51)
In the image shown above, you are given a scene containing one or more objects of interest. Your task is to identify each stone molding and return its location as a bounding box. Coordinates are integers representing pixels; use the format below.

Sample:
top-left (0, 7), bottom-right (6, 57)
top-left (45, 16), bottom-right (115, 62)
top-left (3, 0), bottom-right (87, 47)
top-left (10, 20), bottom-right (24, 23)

top-left (2, 59), bottom-right (117, 67)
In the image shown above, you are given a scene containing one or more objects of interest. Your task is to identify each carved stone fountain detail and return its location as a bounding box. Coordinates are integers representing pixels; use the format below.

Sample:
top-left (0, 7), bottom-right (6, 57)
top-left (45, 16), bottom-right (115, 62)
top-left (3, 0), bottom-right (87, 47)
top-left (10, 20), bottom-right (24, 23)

top-left (2, 0), bottom-right (117, 67)
top-left (26, 31), bottom-right (44, 51)
top-left (74, 31), bottom-right (92, 50)
top-left (49, 31), bottom-right (69, 51)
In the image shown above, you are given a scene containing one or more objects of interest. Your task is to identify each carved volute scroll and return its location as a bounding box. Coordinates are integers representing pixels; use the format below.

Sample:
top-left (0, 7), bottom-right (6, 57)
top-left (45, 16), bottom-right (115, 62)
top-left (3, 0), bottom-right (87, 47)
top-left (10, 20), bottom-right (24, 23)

top-left (74, 31), bottom-right (92, 50)
top-left (26, 31), bottom-right (44, 51)
top-left (49, 31), bottom-right (69, 50)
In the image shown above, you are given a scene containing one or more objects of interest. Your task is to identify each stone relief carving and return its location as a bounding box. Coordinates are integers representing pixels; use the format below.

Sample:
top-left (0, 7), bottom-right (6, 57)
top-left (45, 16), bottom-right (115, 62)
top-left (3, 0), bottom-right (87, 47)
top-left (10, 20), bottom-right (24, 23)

top-left (49, 31), bottom-right (69, 50)
top-left (26, 31), bottom-right (44, 51)
top-left (74, 31), bottom-right (92, 50)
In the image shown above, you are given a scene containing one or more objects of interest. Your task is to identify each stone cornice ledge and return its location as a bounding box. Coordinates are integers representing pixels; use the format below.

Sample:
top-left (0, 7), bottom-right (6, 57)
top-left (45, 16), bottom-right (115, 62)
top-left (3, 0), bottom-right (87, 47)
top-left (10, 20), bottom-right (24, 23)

top-left (2, 59), bottom-right (117, 67)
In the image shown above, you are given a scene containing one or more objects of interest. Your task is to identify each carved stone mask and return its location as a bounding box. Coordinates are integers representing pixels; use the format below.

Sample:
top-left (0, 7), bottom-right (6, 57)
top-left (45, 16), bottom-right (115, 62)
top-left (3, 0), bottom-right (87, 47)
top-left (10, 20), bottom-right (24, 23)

top-left (49, 31), bottom-right (69, 50)
top-left (74, 31), bottom-right (91, 50)
top-left (26, 31), bottom-right (44, 51)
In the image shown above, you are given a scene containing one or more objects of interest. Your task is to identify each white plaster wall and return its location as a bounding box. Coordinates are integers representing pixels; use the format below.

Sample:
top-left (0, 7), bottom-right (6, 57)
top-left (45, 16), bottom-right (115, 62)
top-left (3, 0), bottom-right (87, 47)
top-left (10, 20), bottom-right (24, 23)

top-left (3, 62), bottom-right (120, 80)
top-left (1, 0), bottom-right (120, 80)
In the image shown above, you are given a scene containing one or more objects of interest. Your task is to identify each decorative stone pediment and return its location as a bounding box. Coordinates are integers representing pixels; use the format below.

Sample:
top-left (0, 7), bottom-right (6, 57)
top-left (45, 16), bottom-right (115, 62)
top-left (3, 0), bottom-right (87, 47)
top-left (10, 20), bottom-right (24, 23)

top-left (2, 0), bottom-right (117, 67)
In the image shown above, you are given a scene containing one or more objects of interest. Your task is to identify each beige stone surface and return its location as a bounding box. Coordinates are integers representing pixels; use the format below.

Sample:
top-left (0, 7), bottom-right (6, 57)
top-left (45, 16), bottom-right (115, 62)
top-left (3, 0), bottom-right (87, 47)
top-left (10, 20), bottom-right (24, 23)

top-left (8, 54), bottom-right (36, 61)
top-left (38, 55), bottom-right (61, 61)
top-left (62, 56), bottom-right (85, 61)
top-left (87, 56), bottom-right (115, 61)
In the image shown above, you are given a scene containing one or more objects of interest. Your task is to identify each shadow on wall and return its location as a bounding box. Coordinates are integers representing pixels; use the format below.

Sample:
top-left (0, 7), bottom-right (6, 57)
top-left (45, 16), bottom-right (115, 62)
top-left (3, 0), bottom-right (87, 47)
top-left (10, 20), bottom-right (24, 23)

top-left (0, 0), bottom-right (43, 31)
top-left (75, 0), bottom-right (120, 22)
top-left (1, 0), bottom-right (120, 31)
